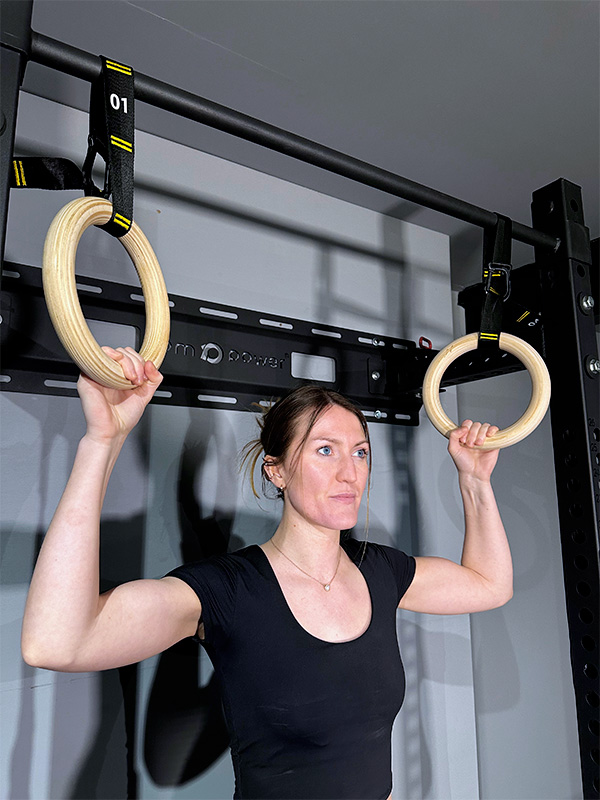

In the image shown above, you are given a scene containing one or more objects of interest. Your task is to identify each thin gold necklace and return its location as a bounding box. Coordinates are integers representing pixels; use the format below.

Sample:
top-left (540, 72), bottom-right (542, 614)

top-left (270, 540), bottom-right (342, 592)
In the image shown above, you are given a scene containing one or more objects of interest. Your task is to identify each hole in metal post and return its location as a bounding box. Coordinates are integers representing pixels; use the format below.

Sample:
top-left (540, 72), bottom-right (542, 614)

top-left (580, 608), bottom-right (595, 625)
top-left (291, 353), bottom-right (336, 383)
top-left (585, 663), bottom-right (598, 680)
top-left (574, 555), bottom-right (589, 570)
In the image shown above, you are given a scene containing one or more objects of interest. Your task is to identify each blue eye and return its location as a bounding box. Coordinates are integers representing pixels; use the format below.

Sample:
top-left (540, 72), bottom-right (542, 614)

top-left (354, 448), bottom-right (369, 459)
top-left (317, 445), bottom-right (333, 456)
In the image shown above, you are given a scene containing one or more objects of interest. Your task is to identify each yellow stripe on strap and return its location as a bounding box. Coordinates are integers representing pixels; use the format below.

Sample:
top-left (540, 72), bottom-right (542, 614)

top-left (105, 60), bottom-right (132, 75)
top-left (516, 311), bottom-right (530, 323)
top-left (110, 135), bottom-right (133, 152)
top-left (479, 332), bottom-right (499, 341)
top-left (13, 160), bottom-right (26, 187)
top-left (112, 213), bottom-right (131, 230)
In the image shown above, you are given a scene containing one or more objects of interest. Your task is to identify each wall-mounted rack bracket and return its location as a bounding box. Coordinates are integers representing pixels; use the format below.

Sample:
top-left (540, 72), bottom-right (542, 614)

top-left (0, 263), bottom-right (529, 422)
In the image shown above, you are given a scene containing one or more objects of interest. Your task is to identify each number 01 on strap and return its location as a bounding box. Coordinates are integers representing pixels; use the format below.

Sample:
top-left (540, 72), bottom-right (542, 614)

top-left (42, 197), bottom-right (170, 389)
top-left (422, 332), bottom-right (551, 450)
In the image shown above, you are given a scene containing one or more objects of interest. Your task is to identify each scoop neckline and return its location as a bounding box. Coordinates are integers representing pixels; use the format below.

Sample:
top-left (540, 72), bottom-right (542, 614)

top-left (250, 542), bottom-right (374, 645)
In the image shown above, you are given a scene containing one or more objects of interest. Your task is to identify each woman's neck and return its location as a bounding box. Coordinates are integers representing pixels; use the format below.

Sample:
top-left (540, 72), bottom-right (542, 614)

top-left (270, 511), bottom-right (341, 575)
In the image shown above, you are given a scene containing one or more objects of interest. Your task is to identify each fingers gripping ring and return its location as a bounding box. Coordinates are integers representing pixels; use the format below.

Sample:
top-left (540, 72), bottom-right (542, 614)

top-left (422, 332), bottom-right (551, 450)
top-left (42, 197), bottom-right (170, 390)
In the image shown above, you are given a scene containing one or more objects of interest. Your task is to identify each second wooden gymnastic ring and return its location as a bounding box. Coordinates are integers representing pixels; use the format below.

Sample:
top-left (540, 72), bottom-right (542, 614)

top-left (422, 332), bottom-right (551, 450)
top-left (42, 197), bottom-right (170, 389)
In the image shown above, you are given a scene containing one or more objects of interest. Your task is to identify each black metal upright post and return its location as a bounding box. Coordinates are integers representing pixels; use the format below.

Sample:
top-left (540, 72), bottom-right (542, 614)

top-left (532, 179), bottom-right (600, 800)
top-left (0, 1), bottom-right (33, 266)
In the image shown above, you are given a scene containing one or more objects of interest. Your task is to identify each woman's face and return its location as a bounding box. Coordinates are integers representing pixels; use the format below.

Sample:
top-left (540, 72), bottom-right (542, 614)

top-left (274, 404), bottom-right (370, 534)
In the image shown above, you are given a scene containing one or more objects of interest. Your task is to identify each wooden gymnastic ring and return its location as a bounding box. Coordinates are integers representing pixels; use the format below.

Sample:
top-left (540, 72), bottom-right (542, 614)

top-left (42, 197), bottom-right (170, 389)
top-left (422, 332), bottom-right (551, 450)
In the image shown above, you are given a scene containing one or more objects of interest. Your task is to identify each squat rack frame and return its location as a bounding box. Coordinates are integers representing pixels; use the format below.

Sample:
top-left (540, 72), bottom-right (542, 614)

top-left (1, 3), bottom-right (598, 797)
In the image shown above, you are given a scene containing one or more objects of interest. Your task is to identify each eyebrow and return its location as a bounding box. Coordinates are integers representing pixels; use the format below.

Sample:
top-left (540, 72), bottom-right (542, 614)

top-left (311, 436), bottom-right (369, 448)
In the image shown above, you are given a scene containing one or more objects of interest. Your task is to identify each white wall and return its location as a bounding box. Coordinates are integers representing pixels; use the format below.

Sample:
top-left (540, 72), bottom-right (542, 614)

top-left (1, 93), bottom-right (484, 799)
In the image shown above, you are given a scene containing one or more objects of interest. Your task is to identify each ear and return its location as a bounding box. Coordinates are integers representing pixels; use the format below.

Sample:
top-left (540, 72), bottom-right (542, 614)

top-left (263, 456), bottom-right (284, 487)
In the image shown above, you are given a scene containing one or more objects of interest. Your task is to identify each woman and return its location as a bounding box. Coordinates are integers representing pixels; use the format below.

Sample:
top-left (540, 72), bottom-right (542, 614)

top-left (21, 347), bottom-right (512, 800)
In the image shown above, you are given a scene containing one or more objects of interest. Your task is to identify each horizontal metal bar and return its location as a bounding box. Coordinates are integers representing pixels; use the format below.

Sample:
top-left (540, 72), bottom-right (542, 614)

top-left (28, 31), bottom-right (559, 252)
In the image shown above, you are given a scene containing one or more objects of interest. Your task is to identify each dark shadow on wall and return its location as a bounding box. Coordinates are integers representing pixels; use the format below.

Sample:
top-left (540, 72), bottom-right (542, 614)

top-left (9, 658), bottom-right (36, 800)
top-left (5, 397), bottom-right (146, 800)
top-left (389, 424), bottom-right (433, 800)
top-left (143, 414), bottom-right (239, 787)
top-left (63, 410), bottom-right (157, 800)
top-left (64, 512), bottom-right (147, 800)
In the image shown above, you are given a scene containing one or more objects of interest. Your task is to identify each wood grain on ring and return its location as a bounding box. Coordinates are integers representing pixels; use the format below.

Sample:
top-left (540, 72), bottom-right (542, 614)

top-left (422, 332), bottom-right (551, 449)
top-left (42, 197), bottom-right (170, 389)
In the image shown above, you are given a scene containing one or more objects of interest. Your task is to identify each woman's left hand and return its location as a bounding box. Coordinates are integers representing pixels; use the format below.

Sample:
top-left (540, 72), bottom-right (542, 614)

top-left (448, 420), bottom-right (500, 482)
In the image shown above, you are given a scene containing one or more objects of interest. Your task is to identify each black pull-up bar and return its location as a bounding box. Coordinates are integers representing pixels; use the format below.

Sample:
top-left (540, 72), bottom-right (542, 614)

top-left (30, 31), bottom-right (559, 253)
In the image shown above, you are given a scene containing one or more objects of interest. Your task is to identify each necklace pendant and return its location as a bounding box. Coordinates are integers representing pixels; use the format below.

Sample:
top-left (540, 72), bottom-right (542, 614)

top-left (324, 583), bottom-right (331, 591)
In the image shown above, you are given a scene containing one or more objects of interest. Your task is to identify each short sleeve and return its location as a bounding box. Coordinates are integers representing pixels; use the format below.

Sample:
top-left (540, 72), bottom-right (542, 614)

top-left (166, 554), bottom-right (239, 645)
top-left (377, 544), bottom-right (416, 605)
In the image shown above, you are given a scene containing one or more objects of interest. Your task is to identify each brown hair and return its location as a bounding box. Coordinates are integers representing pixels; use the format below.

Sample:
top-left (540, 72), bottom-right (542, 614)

top-left (241, 385), bottom-right (371, 499)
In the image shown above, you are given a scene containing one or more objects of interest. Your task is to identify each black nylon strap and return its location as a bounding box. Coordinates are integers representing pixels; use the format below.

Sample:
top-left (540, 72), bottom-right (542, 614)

top-left (9, 157), bottom-right (84, 191)
top-left (478, 214), bottom-right (512, 350)
top-left (83, 56), bottom-right (135, 237)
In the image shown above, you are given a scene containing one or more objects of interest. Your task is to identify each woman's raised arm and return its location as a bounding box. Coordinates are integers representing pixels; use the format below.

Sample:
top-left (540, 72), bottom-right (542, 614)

top-left (21, 348), bottom-right (201, 672)
top-left (399, 420), bottom-right (513, 615)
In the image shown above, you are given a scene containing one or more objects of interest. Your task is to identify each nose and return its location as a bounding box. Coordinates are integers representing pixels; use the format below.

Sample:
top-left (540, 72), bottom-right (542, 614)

top-left (336, 454), bottom-right (358, 483)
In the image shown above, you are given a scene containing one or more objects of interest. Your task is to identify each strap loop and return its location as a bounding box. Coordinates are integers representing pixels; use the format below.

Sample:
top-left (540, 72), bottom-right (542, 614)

top-left (82, 56), bottom-right (135, 237)
top-left (10, 54), bottom-right (135, 242)
top-left (9, 157), bottom-right (84, 191)
top-left (478, 214), bottom-right (513, 349)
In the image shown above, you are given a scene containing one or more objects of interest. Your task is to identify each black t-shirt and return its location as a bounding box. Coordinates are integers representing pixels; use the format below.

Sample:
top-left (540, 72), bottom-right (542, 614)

top-left (168, 539), bottom-right (415, 800)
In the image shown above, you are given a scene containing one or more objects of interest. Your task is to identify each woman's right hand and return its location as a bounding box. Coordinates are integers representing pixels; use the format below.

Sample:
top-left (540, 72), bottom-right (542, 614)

top-left (77, 346), bottom-right (163, 444)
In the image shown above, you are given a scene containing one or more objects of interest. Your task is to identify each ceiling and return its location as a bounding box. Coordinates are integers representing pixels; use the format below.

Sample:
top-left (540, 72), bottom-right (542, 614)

top-left (21, 0), bottom-right (600, 286)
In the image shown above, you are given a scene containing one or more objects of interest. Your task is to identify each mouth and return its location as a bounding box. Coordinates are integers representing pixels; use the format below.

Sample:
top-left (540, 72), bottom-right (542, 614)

top-left (330, 493), bottom-right (357, 504)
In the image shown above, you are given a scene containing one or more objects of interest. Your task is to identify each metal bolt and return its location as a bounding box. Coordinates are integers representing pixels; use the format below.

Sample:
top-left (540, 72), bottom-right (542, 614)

top-left (371, 371), bottom-right (380, 381)
top-left (374, 410), bottom-right (382, 419)
top-left (372, 338), bottom-right (382, 347)
top-left (586, 357), bottom-right (600, 376)
top-left (580, 294), bottom-right (595, 314)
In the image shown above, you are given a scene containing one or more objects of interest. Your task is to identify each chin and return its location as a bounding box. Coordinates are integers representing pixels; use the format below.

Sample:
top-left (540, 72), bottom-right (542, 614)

top-left (321, 512), bottom-right (359, 532)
